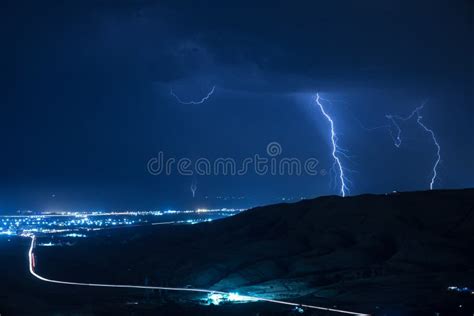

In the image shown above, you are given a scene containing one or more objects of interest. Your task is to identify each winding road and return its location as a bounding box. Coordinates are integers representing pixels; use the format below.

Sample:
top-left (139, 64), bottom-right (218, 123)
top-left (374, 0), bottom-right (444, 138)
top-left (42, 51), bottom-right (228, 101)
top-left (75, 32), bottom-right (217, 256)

top-left (26, 234), bottom-right (369, 315)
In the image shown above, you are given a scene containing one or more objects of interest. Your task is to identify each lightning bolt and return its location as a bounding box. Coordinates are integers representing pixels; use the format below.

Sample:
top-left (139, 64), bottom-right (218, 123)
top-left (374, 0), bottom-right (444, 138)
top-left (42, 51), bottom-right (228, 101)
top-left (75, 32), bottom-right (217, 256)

top-left (170, 86), bottom-right (215, 105)
top-left (316, 93), bottom-right (349, 197)
top-left (385, 103), bottom-right (440, 190)
top-left (190, 181), bottom-right (197, 198)
top-left (385, 105), bottom-right (423, 148)
top-left (385, 115), bottom-right (403, 147)
top-left (415, 110), bottom-right (441, 190)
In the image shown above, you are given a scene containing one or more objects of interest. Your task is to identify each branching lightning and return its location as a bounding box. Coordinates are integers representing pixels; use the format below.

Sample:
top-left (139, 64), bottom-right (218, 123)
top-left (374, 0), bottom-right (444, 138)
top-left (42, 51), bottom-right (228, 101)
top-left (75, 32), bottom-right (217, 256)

top-left (190, 181), bottom-right (197, 198)
top-left (385, 105), bottom-right (423, 148)
top-left (171, 86), bottom-right (215, 105)
top-left (384, 103), bottom-right (441, 190)
top-left (316, 93), bottom-right (349, 197)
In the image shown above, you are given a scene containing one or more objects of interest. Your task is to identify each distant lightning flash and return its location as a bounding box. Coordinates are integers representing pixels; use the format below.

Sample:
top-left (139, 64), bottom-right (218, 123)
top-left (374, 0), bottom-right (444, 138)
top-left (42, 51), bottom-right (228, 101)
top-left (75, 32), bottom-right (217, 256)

top-left (385, 103), bottom-right (441, 190)
top-left (385, 105), bottom-right (423, 148)
top-left (316, 93), bottom-right (349, 197)
top-left (385, 115), bottom-right (403, 147)
top-left (190, 180), bottom-right (197, 198)
top-left (170, 86), bottom-right (215, 105)
top-left (415, 111), bottom-right (441, 190)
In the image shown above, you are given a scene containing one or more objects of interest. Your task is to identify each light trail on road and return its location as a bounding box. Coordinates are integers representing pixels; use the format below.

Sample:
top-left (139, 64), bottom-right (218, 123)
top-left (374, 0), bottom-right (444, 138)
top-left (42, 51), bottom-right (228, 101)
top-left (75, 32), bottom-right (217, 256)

top-left (25, 234), bottom-right (369, 315)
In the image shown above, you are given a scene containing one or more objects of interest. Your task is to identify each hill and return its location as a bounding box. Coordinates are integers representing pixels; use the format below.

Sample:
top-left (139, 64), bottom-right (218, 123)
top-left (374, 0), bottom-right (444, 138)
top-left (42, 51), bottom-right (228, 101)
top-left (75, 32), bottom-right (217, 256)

top-left (36, 189), bottom-right (474, 315)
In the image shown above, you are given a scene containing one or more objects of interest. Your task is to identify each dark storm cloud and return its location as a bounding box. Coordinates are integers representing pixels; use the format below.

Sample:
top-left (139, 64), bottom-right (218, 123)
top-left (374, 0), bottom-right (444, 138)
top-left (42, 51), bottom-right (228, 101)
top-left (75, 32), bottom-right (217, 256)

top-left (0, 0), bottom-right (472, 211)
top-left (8, 0), bottom-right (469, 93)
top-left (132, 0), bottom-right (472, 93)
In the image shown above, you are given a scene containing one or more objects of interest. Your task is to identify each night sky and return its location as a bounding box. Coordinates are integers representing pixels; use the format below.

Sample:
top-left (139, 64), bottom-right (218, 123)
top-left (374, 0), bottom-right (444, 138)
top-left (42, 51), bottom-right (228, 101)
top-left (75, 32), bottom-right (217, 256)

top-left (1, 0), bottom-right (472, 212)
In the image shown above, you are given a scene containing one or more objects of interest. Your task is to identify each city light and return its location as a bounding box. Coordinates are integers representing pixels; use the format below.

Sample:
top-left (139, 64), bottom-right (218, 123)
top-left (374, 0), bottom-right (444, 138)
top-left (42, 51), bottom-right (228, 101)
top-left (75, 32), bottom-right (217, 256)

top-left (0, 208), bottom-right (244, 238)
top-left (448, 286), bottom-right (474, 295)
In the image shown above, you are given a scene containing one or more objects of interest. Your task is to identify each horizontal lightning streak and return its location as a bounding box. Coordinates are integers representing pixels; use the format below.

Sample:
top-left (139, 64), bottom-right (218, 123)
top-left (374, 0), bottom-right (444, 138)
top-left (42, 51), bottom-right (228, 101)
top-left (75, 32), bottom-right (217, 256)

top-left (171, 86), bottom-right (215, 105)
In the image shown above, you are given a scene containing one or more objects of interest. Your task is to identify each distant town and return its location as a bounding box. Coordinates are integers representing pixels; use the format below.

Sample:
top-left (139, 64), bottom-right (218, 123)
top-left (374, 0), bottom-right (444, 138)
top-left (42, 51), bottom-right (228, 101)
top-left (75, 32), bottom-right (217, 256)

top-left (0, 208), bottom-right (245, 238)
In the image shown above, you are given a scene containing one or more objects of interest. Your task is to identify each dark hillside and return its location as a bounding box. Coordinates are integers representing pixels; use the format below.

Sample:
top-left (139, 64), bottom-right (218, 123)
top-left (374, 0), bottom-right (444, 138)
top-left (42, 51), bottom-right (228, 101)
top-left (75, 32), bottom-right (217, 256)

top-left (35, 189), bottom-right (474, 314)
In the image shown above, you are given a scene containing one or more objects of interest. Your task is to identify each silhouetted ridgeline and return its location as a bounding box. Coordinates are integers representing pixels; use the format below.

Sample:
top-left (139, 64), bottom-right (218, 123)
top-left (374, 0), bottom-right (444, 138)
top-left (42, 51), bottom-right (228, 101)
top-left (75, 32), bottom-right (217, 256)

top-left (33, 189), bottom-right (474, 315)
